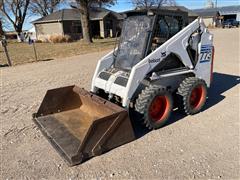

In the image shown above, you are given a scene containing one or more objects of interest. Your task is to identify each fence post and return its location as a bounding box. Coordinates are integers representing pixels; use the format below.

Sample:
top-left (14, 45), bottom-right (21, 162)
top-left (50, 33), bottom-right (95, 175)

top-left (1, 38), bottom-right (12, 66)
top-left (33, 41), bottom-right (38, 61)
top-left (29, 38), bottom-right (38, 61)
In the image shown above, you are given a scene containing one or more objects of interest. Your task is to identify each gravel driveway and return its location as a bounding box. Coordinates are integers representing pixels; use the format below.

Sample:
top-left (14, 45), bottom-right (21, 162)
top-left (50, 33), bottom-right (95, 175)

top-left (1, 28), bottom-right (239, 179)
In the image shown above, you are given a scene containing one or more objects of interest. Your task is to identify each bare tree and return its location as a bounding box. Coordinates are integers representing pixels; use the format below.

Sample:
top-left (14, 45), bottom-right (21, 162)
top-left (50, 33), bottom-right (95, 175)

top-left (0, 8), bottom-right (10, 33)
top-left (0, 19), bottom-right (3, 38)
top-left (71, 0), bottom-right (115, 43)
top-left (0, 0), bottom-right (30, 40)
top-left (132, 0), bottom-right (176, 9)
top-left (0, 13), bottom-right (12, 31)
top-left (0, 1), bottom-right (3, 38)
top-left (29, 0), bottom-right (65, 17)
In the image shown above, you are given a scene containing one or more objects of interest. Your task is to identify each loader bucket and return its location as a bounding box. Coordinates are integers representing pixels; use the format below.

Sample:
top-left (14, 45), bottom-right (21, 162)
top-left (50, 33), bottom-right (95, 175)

top-left (33, 85), bottom-right (135, 166)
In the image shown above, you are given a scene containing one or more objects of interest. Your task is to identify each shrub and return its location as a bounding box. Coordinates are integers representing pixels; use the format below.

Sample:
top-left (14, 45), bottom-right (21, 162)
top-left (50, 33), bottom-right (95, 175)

top-left (37, 35), bottom-right (50, 43)
top-left (35, 39), bottom-right (43, 43)
top-left (64, 35), bottom-right (73, 43)
top-left (36, 34), bottom-right (73, 43)
top-left (49, 34), bottom-right (73, 43)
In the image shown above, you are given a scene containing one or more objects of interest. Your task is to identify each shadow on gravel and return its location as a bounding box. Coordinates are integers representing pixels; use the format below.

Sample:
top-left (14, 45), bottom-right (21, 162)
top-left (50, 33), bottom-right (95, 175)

top-left (203, 72), bottom-right (240, 110)
top-left (0, 64), bottom-right (9, 67)
top-left (39, 58), bottom-right (54, 62)
top-left (132, 72), bottom-right (240, 138)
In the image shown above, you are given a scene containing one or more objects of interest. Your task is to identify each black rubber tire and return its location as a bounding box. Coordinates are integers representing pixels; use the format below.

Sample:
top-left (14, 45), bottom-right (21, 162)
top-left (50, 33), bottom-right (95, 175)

top-left (177, 77), bottom-right (207, 115)
top-left (135, 85), bottom-right (173, 129)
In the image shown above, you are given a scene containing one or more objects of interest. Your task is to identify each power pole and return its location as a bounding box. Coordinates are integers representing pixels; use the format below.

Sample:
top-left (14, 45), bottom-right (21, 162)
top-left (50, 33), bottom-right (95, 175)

top-left (215, 0), bottom-right (217, 8)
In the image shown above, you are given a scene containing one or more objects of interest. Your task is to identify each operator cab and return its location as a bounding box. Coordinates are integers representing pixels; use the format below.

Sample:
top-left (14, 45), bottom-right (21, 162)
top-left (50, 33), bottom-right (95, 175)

top-left (114, 7), bottom-right (189, 71)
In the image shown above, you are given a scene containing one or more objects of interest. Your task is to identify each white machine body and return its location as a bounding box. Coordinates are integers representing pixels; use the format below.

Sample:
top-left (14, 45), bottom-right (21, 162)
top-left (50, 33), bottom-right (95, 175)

top-left (91, 18), bottom-right (214, 107)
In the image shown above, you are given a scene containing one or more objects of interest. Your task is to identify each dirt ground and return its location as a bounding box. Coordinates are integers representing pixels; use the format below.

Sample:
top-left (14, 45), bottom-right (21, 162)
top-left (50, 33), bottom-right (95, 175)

top-left (1, 28), bottom-right (239, 179)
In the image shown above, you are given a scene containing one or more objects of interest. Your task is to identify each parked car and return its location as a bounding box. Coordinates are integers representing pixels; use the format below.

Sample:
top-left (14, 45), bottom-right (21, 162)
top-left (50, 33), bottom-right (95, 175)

top-left (222, 19), bottom-right (239, 28)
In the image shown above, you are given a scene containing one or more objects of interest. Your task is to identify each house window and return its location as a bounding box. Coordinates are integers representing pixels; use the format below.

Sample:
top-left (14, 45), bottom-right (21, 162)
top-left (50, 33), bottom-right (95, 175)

top-left (105, 20), bottom-right (113, 30)
top-left (72, 22), bottom-right (82, 34)
top-left (105, 19), bottom-right (113, 37)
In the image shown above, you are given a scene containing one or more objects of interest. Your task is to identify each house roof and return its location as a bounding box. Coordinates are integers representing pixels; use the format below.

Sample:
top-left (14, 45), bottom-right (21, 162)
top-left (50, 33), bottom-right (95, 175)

top-left (218, 5), bottom-right (240, 15)
top-left (194, 8), bottom-right (219, 17)
top-left (32, 8), bottom-right (123, 24)
top-left (90, 7), bottom-right (123, 20)
top-left (194, 5), bottom-right (240, 17)
top-left (176, 6), bottom-right (199, 17)
top-left (32, 9), bottom-right (80, 23)
top-left (123, 6), bottom-right (198, 17)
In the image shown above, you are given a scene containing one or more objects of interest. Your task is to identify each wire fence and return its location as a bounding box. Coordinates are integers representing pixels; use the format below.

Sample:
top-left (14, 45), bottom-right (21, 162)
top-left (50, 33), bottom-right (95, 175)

top-left (0, 38), bottom-right (116, 67)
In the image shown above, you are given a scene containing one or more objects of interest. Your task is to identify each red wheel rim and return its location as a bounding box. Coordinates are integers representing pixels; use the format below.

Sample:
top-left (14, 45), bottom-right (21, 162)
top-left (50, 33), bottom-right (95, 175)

top-left (190, 85), bottom-right (206, 110)
top-left (149, 96), bottom-right (170, 122)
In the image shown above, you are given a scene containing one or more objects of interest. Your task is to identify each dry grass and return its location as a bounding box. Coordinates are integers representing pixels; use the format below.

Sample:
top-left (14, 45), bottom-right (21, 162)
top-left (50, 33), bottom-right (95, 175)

top-left (38, 34), bottom-right (73, 43)
top-left (0, 38), bottom-right (116, 65)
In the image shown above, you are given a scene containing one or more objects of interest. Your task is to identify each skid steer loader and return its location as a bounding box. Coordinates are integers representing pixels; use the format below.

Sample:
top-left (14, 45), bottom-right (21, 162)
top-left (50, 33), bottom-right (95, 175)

top-left (33, 8), bottom-right (214, 166)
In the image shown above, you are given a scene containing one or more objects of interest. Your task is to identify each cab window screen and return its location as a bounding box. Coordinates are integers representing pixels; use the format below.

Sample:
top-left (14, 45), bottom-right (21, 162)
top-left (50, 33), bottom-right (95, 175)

top-left (114, 16), bottom-right (152, 71)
